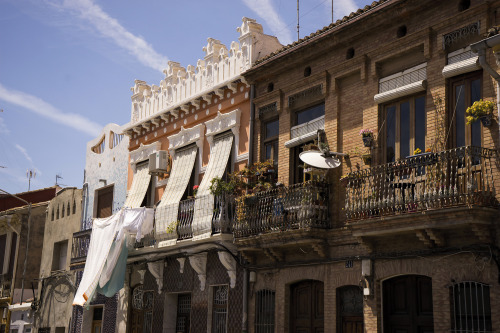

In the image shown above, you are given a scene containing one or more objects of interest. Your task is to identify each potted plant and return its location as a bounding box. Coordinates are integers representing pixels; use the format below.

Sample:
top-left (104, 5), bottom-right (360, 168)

top-left (466, 99), bottom-right (495, 126)
top-left (359, 129), bottom-right (374, 147)
top-left (192, 185), bottom-right (199, 197)
top-left (361, 153), bottom-right (372, 165)
top-left (407, 148), bottom-right (437, 167)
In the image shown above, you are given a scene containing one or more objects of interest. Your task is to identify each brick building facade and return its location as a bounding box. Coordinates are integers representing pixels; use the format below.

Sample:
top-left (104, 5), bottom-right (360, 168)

top-left (239, 0), bottom-right (500, 332)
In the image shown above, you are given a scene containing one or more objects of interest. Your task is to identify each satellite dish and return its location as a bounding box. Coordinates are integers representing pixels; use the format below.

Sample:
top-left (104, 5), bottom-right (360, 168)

top-left (299, 150), bottom-right (341, 169)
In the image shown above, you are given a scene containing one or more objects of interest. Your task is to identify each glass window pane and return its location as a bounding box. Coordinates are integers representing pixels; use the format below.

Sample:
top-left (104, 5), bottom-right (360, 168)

top-left (296, 104), bottom-right (325, 125)
top-left (265, 144), bottom-right (273, 161)
top-left (415, 96), bottom-right (426, 153)
top-left (386, 106), bottom-right (396, 163)
top-left (455, 84), bottom-right (466, 147)
top-left (400, 101), bottom-right (410, 159)
top-left (265, 120), bottom-right (279, 139)
top-left (471, 79), bottom-right (481, 147)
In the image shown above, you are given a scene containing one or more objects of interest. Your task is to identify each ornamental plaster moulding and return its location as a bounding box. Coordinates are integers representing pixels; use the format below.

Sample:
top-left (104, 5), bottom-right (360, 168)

top-left (189, 252), bottom-right (207, 291)
top-left (205, 108), bottom-right (241, 139)
top-left (129, 141), bottom-right (161, 171)
top-left (218, 252), bottom-right (237, 288)
top-left (168, 123), bottom-right (205, 153)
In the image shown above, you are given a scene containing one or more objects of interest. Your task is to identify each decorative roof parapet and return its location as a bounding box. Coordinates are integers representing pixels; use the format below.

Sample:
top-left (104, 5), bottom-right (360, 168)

top-left (127, 17), bottom-right (281, 131)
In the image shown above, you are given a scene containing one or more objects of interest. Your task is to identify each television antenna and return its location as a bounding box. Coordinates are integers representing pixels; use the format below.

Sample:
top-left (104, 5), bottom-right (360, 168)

top-left (299, 131), bottom-right (344, 169)
top-left (26, 169), bottom-right (36, 191)
top-left (56, 173), bottom-right (67, 187)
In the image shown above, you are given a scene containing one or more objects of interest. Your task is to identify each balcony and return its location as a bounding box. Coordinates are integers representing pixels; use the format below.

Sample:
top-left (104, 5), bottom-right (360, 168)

top-left (70, 229), bottom-right (92, 266)
top-left (134, 194), bottom-right (235, 249)
top-left (345, 146), bottom-right (497, 220)
top-left (345, 146), bottom-right (498, 249)
top-left (233, 181), bottom-right (330, 238)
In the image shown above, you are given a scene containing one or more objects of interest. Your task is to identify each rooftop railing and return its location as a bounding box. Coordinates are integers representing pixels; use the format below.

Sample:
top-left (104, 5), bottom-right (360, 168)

top-left (234, 181), bottom-right (329, 238)
top-left (345, 146), bottom-right (497, 221)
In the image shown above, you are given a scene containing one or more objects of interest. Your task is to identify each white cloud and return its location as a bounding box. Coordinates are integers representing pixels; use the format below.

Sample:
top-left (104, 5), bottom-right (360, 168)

top-left (329, 0), bottom-right (358, 20)
top-left (15, 144), bottom-right (33, 164)
top-left (0, 83), bottom-right (102, 137)
top-left (241, 0), bottom-right (294, 45)
top-left (0, 117), bottom-right (9, 135)
top-left (48, 0), bottom-right (168, 72)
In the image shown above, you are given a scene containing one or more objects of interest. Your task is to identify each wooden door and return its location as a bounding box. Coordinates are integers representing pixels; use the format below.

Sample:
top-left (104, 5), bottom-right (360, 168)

top-left (290, 280), bottom-right (324, 333)
top-left (383, 275), bottom-right (434, 333)
top-left (130, 309), bottom-right (144, 333)
top-left (337, 286), bottom-right (364, 333)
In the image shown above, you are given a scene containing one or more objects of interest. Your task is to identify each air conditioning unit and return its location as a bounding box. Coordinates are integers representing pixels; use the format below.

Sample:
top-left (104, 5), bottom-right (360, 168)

top-left (149, 151), bottom-right (170, 174)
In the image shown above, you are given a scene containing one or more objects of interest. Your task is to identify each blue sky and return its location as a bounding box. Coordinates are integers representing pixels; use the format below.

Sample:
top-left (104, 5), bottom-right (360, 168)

top-left (0, 0), bottom-right (373, 194)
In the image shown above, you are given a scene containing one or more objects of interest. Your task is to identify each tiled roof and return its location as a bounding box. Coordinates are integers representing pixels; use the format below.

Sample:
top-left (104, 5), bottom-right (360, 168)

top-left (253, 0), bottom-right (393, 67)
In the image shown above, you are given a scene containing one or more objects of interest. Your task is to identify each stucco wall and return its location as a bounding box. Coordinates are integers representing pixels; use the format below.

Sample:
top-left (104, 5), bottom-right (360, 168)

top-left (84, 123), bottom-right (129, 227)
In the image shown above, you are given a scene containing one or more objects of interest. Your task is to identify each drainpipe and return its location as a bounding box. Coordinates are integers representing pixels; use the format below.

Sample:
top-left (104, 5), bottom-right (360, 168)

top-left (241, 84), bottom-right (255, 333)
top-left (242, 268), bottom-right (248, 333)
top-left (248, 84), bottom-right (256, 166)
top-left (471, 33), bottom-right (500, 147)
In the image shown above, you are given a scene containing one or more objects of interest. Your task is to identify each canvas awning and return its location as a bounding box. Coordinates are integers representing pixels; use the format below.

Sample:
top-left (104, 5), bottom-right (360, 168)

top-left (192, 133), bottom-right (233, 240)
top-left (155, 145), bottom-right (198, 242)
top-left (124, 162), bottom-right (151, 208)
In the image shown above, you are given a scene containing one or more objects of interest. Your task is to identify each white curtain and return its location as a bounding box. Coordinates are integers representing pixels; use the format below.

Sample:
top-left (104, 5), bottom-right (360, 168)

top-left (124, 162), bottom-right (151, 208)
top-left (155, 145), bottom-right (198, 235)
top-left (192, 133), bottom-right (233, 239)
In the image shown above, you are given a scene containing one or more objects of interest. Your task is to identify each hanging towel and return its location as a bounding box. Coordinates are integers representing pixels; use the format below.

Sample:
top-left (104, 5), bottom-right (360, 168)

top-left (73, 212), bottom-right (122, 306)
top-left (97, 239), bottom-right (128, 297)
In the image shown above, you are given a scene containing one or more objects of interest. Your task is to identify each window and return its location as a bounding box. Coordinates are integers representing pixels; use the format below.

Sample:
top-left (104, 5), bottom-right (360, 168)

top-left (296, 103), bottom-right (324, 126)
top-left (51, 209), bottom-right (54, 221)
top-left (450, 281), bottom-right (491, 332)
top-left (176, 294), bottom-right (191, 333)
top-left (67, 202), bottom-right (70, 217)
top-left (51, 240), bottom-right (68, 271)
top-left (73, 200), bottom-right (76, 214)
top-left (450, 72), bottom-right (481, 148)
top-left (293, 141), bottom-right (315, 184)
top-left (385, 95), bottom-right (426, 163)
top-left (255, 289), bottom-right (275, 333)
top-left (92, 307), bottom-right (103, 333)
top-left (263, 119), bottom-right (279, 169)
top-left (56, 206), bottom-right (59, 219)
top-left (95, 185), bottom-right (114, 218)
top-left (212, 285), bottom-right (228, 333)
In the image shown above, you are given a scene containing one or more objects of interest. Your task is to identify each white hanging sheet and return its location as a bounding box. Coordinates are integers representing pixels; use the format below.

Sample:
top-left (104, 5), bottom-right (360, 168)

top-left (192, 133), bottom-right (233, 239)
top-left (73, 207), bottom-right (154, 307)
top-left (124, 162), bottom-right (151, 208)
top-left (155, 145), bottom-right (198, 235)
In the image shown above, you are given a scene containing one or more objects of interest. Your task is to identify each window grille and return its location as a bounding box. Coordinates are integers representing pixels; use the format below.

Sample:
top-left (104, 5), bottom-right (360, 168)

top-left (91, 135), bottom-right (105, 154)
top-left (176, 294), bottom-right (191, 333)
top-left (450, 281), bottom-right (492, 333)
top-left (255, 289), bottom-right (275, 333)
top-left (212, 285), bottom-right (228, 333)
top-left (110, 131), bottom-right (124, 149)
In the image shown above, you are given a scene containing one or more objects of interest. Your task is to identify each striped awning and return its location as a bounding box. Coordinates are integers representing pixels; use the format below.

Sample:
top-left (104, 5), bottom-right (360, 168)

top-left (124, 162), bottom-right (151, 208)
top-left (155, 145), bottom-right (198, 243)
top-left (192, 133), bottom-right (233, 240)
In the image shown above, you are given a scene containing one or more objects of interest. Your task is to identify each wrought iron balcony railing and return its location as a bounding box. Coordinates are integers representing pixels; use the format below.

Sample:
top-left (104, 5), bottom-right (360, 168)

top-left (71, 229), bottom-right (92, 264)
top-left (135, 194), bottom-right (235, 248)
top-left (233, 181), bottom-right (330, 238)
top-left (345, 146), bottom-right (497, 221)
